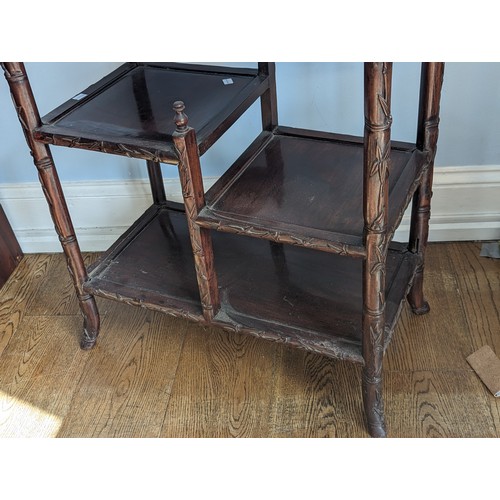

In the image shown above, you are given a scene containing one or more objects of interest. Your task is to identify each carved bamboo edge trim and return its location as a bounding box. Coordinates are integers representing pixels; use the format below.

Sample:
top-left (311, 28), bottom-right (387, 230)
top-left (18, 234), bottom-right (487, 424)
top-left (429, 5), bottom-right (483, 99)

top-left (83, 285), bottom-right (365, 364)
top-left (388, 159), bottom-right (430, 247)
top-left (85, 286), bottom-right (204, 323)
top-left (196, 218), bottom-right (367, 258)
top-left (217, 320), bottom-right (364, 364)
top-left (35, 133), bottom-right (180, 165)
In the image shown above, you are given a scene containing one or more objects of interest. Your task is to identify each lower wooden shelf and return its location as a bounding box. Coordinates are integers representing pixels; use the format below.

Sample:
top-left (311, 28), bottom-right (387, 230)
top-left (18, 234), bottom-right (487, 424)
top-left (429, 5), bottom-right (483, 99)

top-left (84, 204), bottom-right (421, 364)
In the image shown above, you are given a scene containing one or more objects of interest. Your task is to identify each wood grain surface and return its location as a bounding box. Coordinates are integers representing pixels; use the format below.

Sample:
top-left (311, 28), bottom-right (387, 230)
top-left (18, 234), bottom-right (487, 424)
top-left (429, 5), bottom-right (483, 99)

top-left (0, 242), bottom-right (498, 437)
top-left (0, 254), bottom-right (52, 357)
top-left (26, 253), bottom-right (100, 317)
top-left (161, 327), bottom-right (278, 438)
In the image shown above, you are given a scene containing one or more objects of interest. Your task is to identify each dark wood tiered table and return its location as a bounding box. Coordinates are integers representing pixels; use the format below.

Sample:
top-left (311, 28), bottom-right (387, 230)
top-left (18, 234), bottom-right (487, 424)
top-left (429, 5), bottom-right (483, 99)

top-left (1, 62), bottom-right (444, 437)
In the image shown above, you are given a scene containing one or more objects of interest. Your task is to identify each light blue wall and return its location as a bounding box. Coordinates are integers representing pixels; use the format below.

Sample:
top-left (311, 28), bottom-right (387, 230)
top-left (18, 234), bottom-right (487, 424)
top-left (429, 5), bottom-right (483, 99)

top-left (1, 62), bottom-right (499, 185)
top-left (437, 62), bottom-right (500, 165)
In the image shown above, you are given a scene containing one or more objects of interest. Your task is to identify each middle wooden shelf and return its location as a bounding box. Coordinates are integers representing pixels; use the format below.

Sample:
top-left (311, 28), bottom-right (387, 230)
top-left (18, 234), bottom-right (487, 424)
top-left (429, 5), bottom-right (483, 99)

top-left (196, 126), bottom-right (426, 256)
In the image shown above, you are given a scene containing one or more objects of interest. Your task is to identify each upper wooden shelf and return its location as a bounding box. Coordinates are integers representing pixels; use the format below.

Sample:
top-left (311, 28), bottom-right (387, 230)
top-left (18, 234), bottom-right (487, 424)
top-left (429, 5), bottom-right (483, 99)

top-left (34, 62), bottom-right (268, 164)
top-left (197, 127), bottom-right (427, 256)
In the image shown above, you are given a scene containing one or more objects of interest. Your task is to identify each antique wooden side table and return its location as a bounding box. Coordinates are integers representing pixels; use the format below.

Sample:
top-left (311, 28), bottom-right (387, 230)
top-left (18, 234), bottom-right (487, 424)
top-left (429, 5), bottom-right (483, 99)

top-left (1, 62), bottom-right (444, 437)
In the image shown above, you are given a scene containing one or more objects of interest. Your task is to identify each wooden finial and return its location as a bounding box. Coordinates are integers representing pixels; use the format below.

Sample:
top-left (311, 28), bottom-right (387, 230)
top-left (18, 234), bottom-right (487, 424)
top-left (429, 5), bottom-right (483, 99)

top-left (173, 101), bottom-right (188, 132)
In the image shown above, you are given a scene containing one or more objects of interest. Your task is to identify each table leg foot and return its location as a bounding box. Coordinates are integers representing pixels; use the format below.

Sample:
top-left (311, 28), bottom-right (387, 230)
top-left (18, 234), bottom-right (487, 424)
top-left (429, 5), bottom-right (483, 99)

top-left (80, 297), bottom-right (100, 350)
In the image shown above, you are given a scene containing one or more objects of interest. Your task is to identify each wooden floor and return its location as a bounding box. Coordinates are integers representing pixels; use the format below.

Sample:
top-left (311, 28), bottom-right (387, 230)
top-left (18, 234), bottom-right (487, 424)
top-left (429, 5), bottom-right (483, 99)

top-left (0, 241), bottom-right (498, 438)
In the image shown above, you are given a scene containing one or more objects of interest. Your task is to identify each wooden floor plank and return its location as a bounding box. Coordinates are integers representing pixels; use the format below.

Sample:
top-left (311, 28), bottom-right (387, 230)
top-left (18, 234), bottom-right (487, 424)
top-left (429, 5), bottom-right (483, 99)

top-left (26, 252), bottom-right (100, 317)
top-left (56, 303), bottom-right (187, 438)
top-left (0, 315), bottom-right (89, 437)
top-left (0, 254), bottom-right (53, 358)
top-left (385, 244), bottom-right (474, 372)
top-left (448, 242), bottom-right (500, 353)
top-left (385, 370), bottom-right (498, 438)
top-left (160, 327), bottom-right (279, 438)
top-left (268, 349), bottom-right (366, 437)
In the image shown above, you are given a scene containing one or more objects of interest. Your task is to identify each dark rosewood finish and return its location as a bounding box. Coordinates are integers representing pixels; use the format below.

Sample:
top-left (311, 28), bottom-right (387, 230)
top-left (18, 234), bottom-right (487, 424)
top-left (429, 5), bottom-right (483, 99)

top-left (173, 102), bottom-right (220, 321)
top-left (362, 62), bottom-right (393, 438)
top-left (2, 62), bottom-right (100, 349)
top-left (193, 62), bottom-right (444, 437)
top-left (258, 63), bottom-right (278, 131)
top-left (2, 62), bottom-right (444, 437)
top-left (408, 63), bottom-right (445, 314)
top-left (197, 131), bottom-right (425, 258)
top-left (33, 62), bottom-right (271, 164)
top-left (83, 204), bottom-right (420, 363)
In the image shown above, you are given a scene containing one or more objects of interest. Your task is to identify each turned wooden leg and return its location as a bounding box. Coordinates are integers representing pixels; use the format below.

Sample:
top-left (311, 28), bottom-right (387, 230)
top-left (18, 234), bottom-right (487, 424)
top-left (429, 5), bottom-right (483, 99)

top-left (172, 101), bottom-right (220, 321)
top-left (2, 62), bottom-right (100, 349)
top-left (407, 63), bottom-right (445, 315)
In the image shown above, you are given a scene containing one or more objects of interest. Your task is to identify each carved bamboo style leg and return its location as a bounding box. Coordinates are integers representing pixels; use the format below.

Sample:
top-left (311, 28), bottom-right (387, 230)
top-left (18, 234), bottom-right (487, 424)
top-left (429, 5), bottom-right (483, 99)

top-left (2, 62), bottom-right (100, 349)
top-left (172, 101), bottom-right (220, 321)
top-left (407, 63), bottom-right (445, 315)
top-left (362, 63), bottom-right (393, 437)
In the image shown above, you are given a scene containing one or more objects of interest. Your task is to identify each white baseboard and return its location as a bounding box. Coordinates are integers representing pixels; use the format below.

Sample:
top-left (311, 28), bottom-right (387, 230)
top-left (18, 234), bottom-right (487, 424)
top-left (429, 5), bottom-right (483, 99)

top-left (0, 177), bottom-right (218, 253)
top-left (1, 166), bottom-right (499, 253)
top-left (393, 165), bottom-right (500, 242)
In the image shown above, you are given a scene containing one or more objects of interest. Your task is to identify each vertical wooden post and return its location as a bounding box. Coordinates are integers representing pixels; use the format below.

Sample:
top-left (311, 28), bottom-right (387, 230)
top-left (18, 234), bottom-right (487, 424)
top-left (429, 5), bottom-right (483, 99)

top-left (407, 63), bottom-right (445, 314)
top-left (259, 63), bottom-right (286, 267)
top-left (146, 160), bottom-right (167, 205)
top-left (258, 63), bottom-right (278, 131)
top-left (172, 101), bottom-right (220, 321)
top-left (2, 62), bottom-right (100, 349)
top-left (362, 62), bottom-right (393, 437)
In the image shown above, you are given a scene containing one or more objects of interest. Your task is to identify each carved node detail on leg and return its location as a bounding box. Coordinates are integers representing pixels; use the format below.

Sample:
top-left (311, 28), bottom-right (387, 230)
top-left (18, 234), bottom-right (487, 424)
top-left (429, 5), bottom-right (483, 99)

top-left (367, 421), bottom-right (387, 438)
top-left (81, 326), bottom-right (98, 350)
top-left (362, 371), bottom-right (387, 438)
top-left (79, 297), bottom-right (100, 350)
top-left (407, 269), bottom-right (431, 316)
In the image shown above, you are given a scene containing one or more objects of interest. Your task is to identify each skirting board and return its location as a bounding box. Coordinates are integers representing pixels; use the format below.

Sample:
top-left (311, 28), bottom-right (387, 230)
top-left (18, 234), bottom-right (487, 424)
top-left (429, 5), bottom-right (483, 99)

top-left (0, 166), bottom-right (499, 253)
